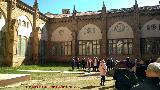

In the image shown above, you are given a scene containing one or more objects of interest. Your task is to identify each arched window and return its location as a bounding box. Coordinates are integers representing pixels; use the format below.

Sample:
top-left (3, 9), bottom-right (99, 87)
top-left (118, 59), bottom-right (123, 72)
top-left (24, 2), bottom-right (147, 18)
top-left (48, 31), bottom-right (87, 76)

top-left (78, 24), bottom-right (102, 56)
top-left (141, 20), bottom-right (160, 55)
top-left (51, 27), bottom-right (72, 56)
top-left (17, 15), bottom-right (32, 57)
top-left (108, 21), bottom-right (134, 55)
top-left (108, 39), bottom-right (133, 55)
top-left (17, 36), bottom-right (27, 56)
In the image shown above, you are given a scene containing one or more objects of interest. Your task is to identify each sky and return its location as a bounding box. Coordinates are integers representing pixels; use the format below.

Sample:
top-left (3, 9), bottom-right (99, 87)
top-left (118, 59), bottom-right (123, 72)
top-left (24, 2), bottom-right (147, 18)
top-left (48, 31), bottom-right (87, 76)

top-left (22, 0), bottom-right (159, 14)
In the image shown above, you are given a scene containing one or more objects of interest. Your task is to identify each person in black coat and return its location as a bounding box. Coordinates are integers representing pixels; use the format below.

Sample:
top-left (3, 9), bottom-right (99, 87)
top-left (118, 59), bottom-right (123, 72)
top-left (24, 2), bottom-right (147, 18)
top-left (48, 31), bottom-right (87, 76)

top-left (135, 59), bottom-right (147, 82)
top-left (76, 58), bottom-right (80, 69)
top-left (106, 58), bottom-right (111, 71)
top-left (71, 57), bottom-right (75, 70)
top-left (81, 58), bottom-right (85, 70)
top-left (113, 60), bottom-right (138, 90)
top-left (131, 62), bottom-right (160, 90)
top-left (126, 57), bottom-right (132, 69)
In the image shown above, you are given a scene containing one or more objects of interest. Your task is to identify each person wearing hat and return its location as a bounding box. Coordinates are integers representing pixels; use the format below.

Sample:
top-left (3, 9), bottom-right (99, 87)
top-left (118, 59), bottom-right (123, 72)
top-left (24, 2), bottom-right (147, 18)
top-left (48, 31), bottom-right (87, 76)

top-left (135, 59), bottom-right (147, 82)
top-left (99, 59), bottom-right (107, 86)
top-left (113, 60), bottom-right (138, 90)
top-left (131, 62), bottom-right (160, 90)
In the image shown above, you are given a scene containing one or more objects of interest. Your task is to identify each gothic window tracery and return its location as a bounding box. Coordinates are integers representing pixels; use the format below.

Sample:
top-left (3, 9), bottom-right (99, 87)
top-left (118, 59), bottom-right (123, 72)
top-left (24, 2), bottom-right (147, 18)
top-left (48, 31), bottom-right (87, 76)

top-left (151, 24), bottom-right (157, 30)
top-left (141, 38), bottom-right (160, 55)
top-left (108, 39), bottom-right (133, 55)
top-left (52, 41), bottom-right (72, 56)
top-left (17, 35), bottom-right (27, 56)
top-left (79, 40), bottom-right (100, 56)
top-left (147, 25), bottom-right (150, 30)
top-left (83, 28), bottom-right (96, 35)
top-left (114, 23), bottom-right (125, 32)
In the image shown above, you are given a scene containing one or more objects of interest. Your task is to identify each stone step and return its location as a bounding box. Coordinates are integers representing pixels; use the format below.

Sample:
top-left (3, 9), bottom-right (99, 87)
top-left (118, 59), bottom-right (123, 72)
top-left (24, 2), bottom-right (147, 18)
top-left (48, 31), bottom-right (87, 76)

top-left (0, 74), bottom-right (31, 87)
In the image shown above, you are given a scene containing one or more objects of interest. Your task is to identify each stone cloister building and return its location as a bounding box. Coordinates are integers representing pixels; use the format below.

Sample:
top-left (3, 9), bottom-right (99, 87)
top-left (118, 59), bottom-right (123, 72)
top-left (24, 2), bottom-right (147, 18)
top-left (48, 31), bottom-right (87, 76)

top-left (0, 0), bottom-right (160, 67)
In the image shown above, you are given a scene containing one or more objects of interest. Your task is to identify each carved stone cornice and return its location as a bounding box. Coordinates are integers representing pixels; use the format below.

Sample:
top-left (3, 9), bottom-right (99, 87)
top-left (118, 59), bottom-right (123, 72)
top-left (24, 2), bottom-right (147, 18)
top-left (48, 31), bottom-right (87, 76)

top-left (15, 0), bottom-right (49, 21)
top-left (77, 14), bottom-right (101, 21)
top-left (16, 0), bottom-right (34, 14)
top-left (139, 11), bottom-right (160, 16)
top-left (108, 12), bottom-right (134, 18)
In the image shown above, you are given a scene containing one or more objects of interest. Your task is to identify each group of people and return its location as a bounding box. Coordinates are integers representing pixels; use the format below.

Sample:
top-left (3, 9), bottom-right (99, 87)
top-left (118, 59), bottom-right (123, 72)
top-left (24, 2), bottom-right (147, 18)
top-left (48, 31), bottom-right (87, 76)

top-left (71, 56), bottom-right (160, 89)
top-left (71, 57), bottom-right (101, 72)
top-left (113, 57), bottom-right (160, 90)
top-left (71, 57), bottom-right (114, 72)
top-left (71, 57), bottom-right (114, 86)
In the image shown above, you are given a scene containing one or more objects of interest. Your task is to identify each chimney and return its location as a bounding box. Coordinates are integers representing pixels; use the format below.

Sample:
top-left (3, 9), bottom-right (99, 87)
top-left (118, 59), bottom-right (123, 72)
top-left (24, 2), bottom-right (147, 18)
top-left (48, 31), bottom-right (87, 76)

top-left (62, 9), bottom-right (70, 14)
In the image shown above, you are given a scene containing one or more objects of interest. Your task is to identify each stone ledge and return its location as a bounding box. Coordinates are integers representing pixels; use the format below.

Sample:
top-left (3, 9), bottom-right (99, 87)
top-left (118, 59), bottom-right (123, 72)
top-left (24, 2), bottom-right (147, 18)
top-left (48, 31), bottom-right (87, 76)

top-left (0, 74), bottom-right (31, 87)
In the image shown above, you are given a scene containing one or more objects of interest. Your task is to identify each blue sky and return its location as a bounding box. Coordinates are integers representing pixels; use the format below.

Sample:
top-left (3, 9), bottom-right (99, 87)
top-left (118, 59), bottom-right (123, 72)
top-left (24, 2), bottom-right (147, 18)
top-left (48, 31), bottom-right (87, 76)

top-left (22, 0), bottom-right (159, 14)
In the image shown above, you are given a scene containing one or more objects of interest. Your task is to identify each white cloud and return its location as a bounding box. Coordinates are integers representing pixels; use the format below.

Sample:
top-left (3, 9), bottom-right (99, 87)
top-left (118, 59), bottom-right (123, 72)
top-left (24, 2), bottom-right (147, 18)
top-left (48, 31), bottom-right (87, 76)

top-left (138, 0), bottom-right (159, 7)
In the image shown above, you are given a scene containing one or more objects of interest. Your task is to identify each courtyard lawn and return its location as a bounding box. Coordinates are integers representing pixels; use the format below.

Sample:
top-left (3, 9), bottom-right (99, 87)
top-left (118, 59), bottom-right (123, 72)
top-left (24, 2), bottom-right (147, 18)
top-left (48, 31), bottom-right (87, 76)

top-left (0, 63), bottom-right (115, 90)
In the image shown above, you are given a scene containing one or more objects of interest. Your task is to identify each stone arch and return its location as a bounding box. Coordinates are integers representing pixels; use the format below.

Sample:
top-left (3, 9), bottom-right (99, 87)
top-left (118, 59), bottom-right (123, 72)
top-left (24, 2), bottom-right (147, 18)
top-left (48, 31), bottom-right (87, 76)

top-left (141, 19), bottom-right (160, 57)
top-left (108, 21), bottom-right (134, 39)
top-left (16, 15), bottom-right (32, 59)
top-left (17, 15), bottom-right (32, 38)
top-left (51, 27), bottom-right (72, 41)
top-left (78, 24), bottom-right (102, 40)
top-left (141, 19), bottom-right (160, 38)
top-left (78, 24), bottom-right (102, 56)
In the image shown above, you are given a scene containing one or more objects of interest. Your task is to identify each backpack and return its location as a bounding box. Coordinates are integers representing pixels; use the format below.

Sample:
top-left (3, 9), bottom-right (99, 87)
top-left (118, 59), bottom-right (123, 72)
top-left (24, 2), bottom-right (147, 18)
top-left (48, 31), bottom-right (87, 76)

top-left (114, 68), bottom-right (138, 88)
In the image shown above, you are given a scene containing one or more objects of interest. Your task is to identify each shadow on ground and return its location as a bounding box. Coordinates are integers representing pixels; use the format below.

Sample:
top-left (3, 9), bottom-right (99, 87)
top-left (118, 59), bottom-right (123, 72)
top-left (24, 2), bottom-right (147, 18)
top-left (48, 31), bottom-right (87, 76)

top-left (98, 85), bottom-right (115, 90)
top-left (80, 85), bottom-right (100, 89)
top-left (81, 85), bottom-right (115, 90)
top-left (78, 73), bottom-right (99, 77)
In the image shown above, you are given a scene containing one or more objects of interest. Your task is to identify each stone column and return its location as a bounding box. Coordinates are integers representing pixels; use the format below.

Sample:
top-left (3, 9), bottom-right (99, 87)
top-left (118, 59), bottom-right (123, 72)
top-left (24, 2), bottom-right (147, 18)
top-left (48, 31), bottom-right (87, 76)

top-left (45, 22), bottom-right (51, 62)
top-left (32, 27), bottom-right (39, 64)
top-left (72, 17), bottom-right (78, 58)
top-left (74, 31), bottom-right (78, 57)
top-left (72, 31), bottom-right (76, 57)
top-left (100, 14), bottom-right (107, 58)
top-left (71, 29), bottom-right (78, 58)
top-left (32, 0), bottom-right (39, 64)
top-left (6, 19), bottom-right (18, 67)
top-left (133, 8), bottom-right (141, 58)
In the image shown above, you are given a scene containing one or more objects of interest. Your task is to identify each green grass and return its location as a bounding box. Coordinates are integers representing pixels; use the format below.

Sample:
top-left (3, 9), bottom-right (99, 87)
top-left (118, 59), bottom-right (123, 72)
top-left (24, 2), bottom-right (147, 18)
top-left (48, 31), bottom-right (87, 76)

top-left (0, 63), bottom-right (115, 90)
top-left (0, 63), bottom-right (71, 74)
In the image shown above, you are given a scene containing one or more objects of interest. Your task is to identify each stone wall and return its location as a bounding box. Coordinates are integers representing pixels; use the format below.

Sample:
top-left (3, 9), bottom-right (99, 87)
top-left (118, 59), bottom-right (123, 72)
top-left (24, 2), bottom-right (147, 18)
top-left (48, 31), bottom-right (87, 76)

top-left (0, 1), bottom-right (46, 67)
top-left (47, 9), bottom-right (160, 62)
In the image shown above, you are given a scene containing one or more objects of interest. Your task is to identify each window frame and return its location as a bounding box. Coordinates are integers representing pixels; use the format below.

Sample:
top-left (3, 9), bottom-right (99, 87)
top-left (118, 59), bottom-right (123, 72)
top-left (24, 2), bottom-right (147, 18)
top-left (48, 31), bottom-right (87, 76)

top-left (78, 40), bottom-right (101, 56)
top-left (51, 41), bottom-right (72, 56)
top-left (141, 38), bottom-right (160, 55)
top-left (108, 38), bottom-right (133, 55)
